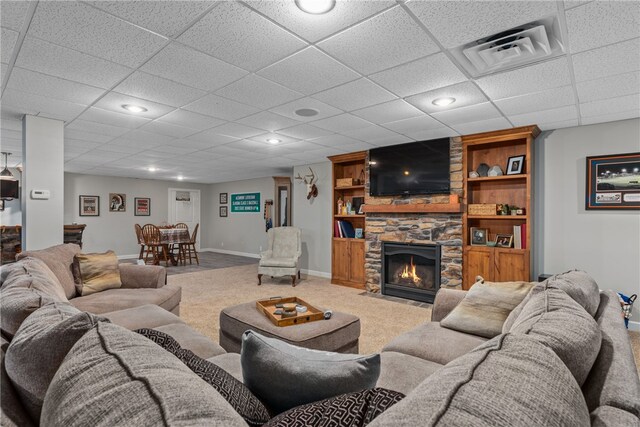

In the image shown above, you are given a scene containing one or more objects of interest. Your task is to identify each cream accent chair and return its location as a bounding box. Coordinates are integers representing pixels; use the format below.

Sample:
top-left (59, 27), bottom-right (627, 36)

top-left (258, 227), bottom-right (302, 287)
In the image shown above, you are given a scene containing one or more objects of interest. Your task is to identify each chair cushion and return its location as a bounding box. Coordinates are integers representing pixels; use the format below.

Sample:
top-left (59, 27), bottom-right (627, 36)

top-left (440, 280), bottom-right (534, 338)
top-left (41, 322), bottom-right (248, 427)
top-left (376, 352), bottom-right (442, 395)
top-left (70, 284), bottom-right (181, 314)
top-left (259, 257), bottom-right (297, 268)
top-left (369, 334), bottom-right (590, 427)
top-left (270, 227), bottom-right (300, 259)
top-left (241, 331), bottom-right (380, 415)
top-left (72, 251), bottom-right (122, 296)
top-left (17, 244), bottom-right (81, 299)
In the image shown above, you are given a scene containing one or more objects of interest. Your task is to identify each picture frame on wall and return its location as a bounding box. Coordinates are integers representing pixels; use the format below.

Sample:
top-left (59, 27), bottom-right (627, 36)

top-left (220, 206), bottom-right (228, 217)
top-left (134, 197), bottom-right (150, 216)
top-left (586, 152), bottom-right (640, 210)
top-left (220, 192), bottom-right (228, 204)
top-left (109, 193), bottom-right (126, 212)
top-left (79, 195), bottom-right (100, 216)
top-left (506, 155), bottom-right (525, 175)
top-left (495, 234), bottom-right (513, 248)
top-left (470, 227), bottom-right (488, 245)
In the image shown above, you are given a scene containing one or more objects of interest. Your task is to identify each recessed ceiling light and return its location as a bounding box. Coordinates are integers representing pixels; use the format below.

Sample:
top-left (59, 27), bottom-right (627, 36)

top-left (177, 175), bottom-right (184, 181)
top-left (295, 108), bottom-right (319, 117)
top-left (295, 0), bottom-right (336, 14)
top-left (267, 138), bottom-right (281, 145)
top-left (122, 104), bottom-right (148, 113)
top-left (432, 97), bottom-right (456, 107)
top-left (147, 167), bottom-right (157, 172)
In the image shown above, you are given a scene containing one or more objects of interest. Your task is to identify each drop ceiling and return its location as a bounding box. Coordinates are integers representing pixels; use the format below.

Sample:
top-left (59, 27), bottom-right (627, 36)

top-left (0, 0), bottom-right (638, 183)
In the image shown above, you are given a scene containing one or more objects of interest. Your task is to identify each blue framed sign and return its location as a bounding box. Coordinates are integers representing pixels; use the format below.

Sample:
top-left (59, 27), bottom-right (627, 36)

top-left (231, 192), bottom-right (261, 213)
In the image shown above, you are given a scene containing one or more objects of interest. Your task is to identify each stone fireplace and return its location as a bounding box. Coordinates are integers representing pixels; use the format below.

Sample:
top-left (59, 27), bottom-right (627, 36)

top-left (382, 242), bottom-right (441, 303)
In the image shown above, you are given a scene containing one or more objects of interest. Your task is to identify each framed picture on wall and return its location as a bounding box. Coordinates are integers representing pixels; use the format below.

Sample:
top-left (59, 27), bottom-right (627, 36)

top-left (79, 195), bottom-right (100, 216)
top-left (134, 197), bottom-right (150, 216)
top-left (220, 206), bottom-right (228, 217)
top-left (220, 192), bottom-right (228, 204)
top-left (109, 193), bottom-right (126, 212)
top-left (586, 152), bottom-right (640, 210)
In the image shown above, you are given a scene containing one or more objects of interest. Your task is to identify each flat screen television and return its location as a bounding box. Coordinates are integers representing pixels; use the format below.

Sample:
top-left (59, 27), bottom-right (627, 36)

top-left (0, 180), bottom-right (20, 200)
top-left (369, 138), bottom-right (450, 196)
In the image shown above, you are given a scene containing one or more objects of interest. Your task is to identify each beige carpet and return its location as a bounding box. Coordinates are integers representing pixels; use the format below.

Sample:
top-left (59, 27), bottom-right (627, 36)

top-left (170, 264), bottom-right (640, 375)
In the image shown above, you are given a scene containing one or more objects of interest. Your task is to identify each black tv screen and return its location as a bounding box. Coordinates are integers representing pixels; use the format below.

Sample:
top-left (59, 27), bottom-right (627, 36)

top-left (369, 138), bottom-right (450, 196)
top-left (0, 180), bottom-right (19, 200)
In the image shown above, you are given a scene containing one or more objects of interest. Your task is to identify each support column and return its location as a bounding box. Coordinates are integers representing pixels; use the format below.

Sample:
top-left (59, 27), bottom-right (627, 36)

top-left (21, 115), bottom-right (64, 250)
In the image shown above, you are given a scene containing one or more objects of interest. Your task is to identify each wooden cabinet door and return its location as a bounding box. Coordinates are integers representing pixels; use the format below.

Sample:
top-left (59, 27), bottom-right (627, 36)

top-left (332, 239), bottom-right (350, 282)
top-left (349, 240), bottom-right (365, 283)
top-left (494, 249), bottom-right (529, 282)
top-left (464, 247), bottom-right (493, 289)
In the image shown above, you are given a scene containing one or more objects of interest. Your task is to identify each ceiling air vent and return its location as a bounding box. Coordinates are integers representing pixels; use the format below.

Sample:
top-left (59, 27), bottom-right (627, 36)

top-left (451, 17), bottom-right (565, 77)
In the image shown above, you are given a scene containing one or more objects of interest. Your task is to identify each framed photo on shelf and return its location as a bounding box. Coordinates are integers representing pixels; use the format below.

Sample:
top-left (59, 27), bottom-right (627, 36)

top-left (586, 152), bottom-right (640, 210)
top-left (506, 155), bottom-right (525, 175)
top-left (134, 197), bottom-right (150, 216)
top-left (495, 234), bottom-right (513, 248)
top-left (220, 206), bottom-right (228, 217)
top-left (470, 227), bottom-right (488, 245)
top-left (220, 193), bottom-right (228, 204)
top-left (79, 195), bottom-right (100, 216)
top-left (358, 204), bottom-right (365, 215)
top-left (355, 228), bottom-right (363, 239)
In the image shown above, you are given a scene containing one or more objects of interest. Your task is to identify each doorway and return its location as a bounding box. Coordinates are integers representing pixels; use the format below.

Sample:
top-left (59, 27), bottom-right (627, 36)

top-left (168, 188), bottom-right (201, 250)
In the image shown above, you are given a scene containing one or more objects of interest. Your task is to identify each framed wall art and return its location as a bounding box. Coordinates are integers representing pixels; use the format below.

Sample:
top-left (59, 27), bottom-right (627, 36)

top-left (220, 192), bottom-right (228, 204)
top-left (134, 197), bottom-right (150, 216)
top-left (586, 152), bottom-right (640, 210)
top-left (79, 195), bottom-right (100, 216)
top-left (109, 193), bottom-right (126, 212)
top-left (220, 206), bottom-right (228, 217)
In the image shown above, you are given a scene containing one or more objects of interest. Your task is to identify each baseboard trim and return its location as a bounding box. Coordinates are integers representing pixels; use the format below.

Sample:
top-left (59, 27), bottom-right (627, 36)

top-left (302, 269), bottom-right (331, 279)
top-left (628, 320), bottom-right (640, 332)
top-left (201, 248), bottom-right (261, 259)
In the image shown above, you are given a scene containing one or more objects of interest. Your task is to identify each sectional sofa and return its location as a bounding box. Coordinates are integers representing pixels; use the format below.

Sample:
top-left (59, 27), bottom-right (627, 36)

top-left (1, 244), bottom-right (639, 426)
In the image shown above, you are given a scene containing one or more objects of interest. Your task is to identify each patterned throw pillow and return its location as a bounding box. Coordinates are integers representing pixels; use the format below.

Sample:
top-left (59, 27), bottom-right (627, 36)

top-left (73, 251), bottom-right (122, 296)
top-left (264, 388), bottom-right (405, 427)
top-left (136, 328), bottom-right (270, 427)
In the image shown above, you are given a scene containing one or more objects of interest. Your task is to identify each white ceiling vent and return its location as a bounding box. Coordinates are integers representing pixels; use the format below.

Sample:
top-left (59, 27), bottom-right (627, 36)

top-left (451, 17), bottom-right (565, 77)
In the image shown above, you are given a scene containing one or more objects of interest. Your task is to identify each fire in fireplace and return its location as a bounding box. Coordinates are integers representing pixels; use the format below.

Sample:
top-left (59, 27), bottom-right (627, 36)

top-left (381, 242), bottom-right (441, 303)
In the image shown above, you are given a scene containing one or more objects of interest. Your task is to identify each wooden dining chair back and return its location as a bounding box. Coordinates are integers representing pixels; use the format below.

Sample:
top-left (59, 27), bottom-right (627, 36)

top-left (174, 223), bottom-right (189, 230)
top-left (171, 223), bottom-right (189, 265)
top-left (141, 224), bottom-right (168, 266)
top-left (134, 224), bottom-right (145, 260)
top-left (181, 223), bottom-right (200, 265)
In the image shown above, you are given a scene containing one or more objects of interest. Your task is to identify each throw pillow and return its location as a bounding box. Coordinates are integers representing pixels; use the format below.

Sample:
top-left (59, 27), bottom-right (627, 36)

top-left (264, 388), bottom-right (405, 427)
top-left (136, 328), bottom-right (271, 427)
top-left (241, 330), bottom-right (381, 415)
top-left (5, 302), bottom-right (106, 422)
top-left (440, 280), bottom-right (535, 338)
top-left (73, 251), bottom-right (122, 296)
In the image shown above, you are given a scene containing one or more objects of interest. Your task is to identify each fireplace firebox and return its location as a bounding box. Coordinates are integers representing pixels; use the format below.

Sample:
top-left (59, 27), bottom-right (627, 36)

top-left (381, 242), bottom-right (441, 303)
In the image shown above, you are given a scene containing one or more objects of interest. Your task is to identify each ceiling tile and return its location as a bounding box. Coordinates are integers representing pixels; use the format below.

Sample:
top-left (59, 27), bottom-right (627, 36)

top-left (367, 133), bottom-right (413, 147)
top-left (77, 107), bottom-right (151, 129)
top-left (476, 57), bottom-right (572, 99)
top-left (369, 53), bottom-right (466, 97)
top-left (94, 92), bottom-right (175, 119)
top-left (0, 118), bottom-right (22, 132)
top-left (28, 1), bottom-right (166, 68)
top-left (564, 1), bottom-right (593, 10)
top-left (566, 1), bottom-right (640, 53)
top-left (183, 94), bottom-right (259, 121)
top-left (1, 28), bottom-right (18, 64)
top-left (405, 82), bottom-right (488, 114)
top-left (432, 102), bottom-right (503, 126)
top-left (572, 38), bottom-right (640, 82)
top-left (405, 127), bottom-right (458, 141)
top-left (580, 94), bottom-right (640, 118)
top-left (207, 122), bottom-right (264, 139)
top-left (342, 125), bottom-right (402, 142)
top-left (91, 1), bottom-right (216, 38)
top-left (581, 110), bottom-right (639, 126)
top-left (65, 138), bottom-right (102, 150)
top-left (494, 85), bottom-right (576, 116)
top-left (450, 117), bottom-right (512, 136)
top-left (258, 47), bottom-right (359, 95)
top-left (1, 88), bottom-right (86, 122)
top-left (177, 1), bottom-right (306, 71)
top-left (311, 78), bottom-right (396, 112)
top-left (508, 105), bottom-right (578, 127)
top-left (407, 0), bottom-right (557, 49)
top-left (248, 0), bottom-right (393, 42)
top-left (215, 75), bottom-right (303, 110)
top-left (114, 71), bottom-right (206, 107)
top-left (98, 141), bottom-right (145, 154)
top-left (186, 129), bottom-right (239, 147)
top-left (15, 37), bottom-right (132, 89)
top-left (309, 134), bottom-right (365, 148)
top-left (1, 1), bottom-right (31, 31)
top-left (383, 114), bottom-right (445, 135)
top-left (576, 71), bottom-right (640, 103)
top-left (138, 121), bottom-right (199, 139)
top-left (141, 43), bottom-right (247, 91)
top-left (148, 143), bottom-right (199, 155)
top-left (277, 123), bottom-right (334, 140)
top-left (310, 113), bottom-right (373, 133)
top-left (269, 97), bottom-right (343, 122)
top-left (318, 6), bottom-right (439, 75)
top-left (248, 133), bottom-right (300, 146)
top-left (108, 137), bottom-right (164, 151)
top-left (156, 109), bottom-right (224, 131)
top-left (65, 128), bottom-right (117, 144)
top-left (118, 129), bottom-right (174, 145)
top-left (236, 111), bottom-right (301, 132)
top-left (66, 119), bottom-right (130, 138)
top-left (538, 118), bottom-right (580, 131)
top-left (1, 63), bottom-right (7, 81)
top-left (7, 67), bottom-right (105, 105)
top-left (351, 99), bottom-right (423, 124)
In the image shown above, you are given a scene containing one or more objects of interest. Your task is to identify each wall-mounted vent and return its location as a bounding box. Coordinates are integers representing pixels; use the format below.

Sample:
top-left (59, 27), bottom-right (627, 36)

top-left (451, 17), bottom-right (565, 77)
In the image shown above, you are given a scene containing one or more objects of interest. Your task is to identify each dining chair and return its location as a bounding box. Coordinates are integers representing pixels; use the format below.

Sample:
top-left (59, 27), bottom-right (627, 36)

top-left (181, 223), bottom-right (199, 265)
top-left (134, 224), bottom-right (146, 260)
top-left (141, 224), bottom-right (169, 266)
top-left (173, 223), bottom-right (189, 265)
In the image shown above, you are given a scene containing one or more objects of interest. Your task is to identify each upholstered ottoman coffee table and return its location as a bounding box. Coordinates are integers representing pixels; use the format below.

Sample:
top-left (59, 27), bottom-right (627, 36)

top-left (219, 301), bottom-right (361, 354)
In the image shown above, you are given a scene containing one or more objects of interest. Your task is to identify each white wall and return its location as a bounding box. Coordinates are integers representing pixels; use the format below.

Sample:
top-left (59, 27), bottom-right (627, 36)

top-left (292, 162), bottom-right (332, 276)
top-left (64, 173), bottom-right (210, 256)
top-left (206, 177), bottom-right (276, 256)
top-left (1, 168), bottom-right (22, 226)
top-left (535, 118), bottom-right (640, 322)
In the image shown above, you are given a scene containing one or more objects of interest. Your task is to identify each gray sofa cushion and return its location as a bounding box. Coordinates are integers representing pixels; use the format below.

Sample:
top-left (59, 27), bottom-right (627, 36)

top-left (1, 258), bottom-right (68, 301)
top-left (41, 322), bottom-right (248, 427)
top-left (5, 302), bottom-right (104, 422)
top-left (102, 303), bottom-right (185, 330)
top-left (546, 270), bottom-right (600, 317)
top-left (0, 287), bottom-right (58, 338)
top-left (153, 322), bottom-right (226, 359)
top-left (1, 336), bottom-right (34, 427)
top-left (376, 352), bottom-right (442, 395)
top-left (17, 244), bottom-right (81, 299)
top-left (510, 288), bottom-right (601, 386)
top-left (241, 331), bottom-right (380, 414)
top-left (590, 406), bottom-right (640, 427)
top-left (207, 353), bottom-right (244, 383)
top-left (70, 284), bottom-right (181, 314)
top-left (369, 334), bottom-right (590, 427)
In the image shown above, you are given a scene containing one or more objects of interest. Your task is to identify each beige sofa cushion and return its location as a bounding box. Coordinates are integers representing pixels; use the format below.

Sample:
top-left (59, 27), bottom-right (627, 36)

top-left (440, 280), bottom-right (534, 338)
top-left (41, 322), bottom-right (247, 427)
top-left (376, 352), bottom-right (442, 395)
top-left (70, 284), bottom-right (181, 314)
top-left (73, 251), bottom-right (122, 296)
top-left (17, 244), bottom-right (81, 299)
top-left (370, 334), bottom-right (590, 427)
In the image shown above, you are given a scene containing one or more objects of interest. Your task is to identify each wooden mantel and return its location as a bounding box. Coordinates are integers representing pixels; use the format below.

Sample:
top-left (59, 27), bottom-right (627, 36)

top-left (362, 203), bottom-right (462, 214)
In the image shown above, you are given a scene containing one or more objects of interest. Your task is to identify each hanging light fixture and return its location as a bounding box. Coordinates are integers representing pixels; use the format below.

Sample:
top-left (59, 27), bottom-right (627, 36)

top-left (0, 152), bottom-right (16, 181)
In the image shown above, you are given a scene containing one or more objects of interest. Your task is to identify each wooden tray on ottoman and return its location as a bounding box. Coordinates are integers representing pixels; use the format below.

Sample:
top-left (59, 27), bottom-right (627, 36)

top-left (256, 297), bottom-right (324, 327)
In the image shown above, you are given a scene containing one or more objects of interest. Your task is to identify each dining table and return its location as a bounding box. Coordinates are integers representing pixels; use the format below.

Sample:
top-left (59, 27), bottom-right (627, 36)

top-left (157, 227), bottom-right (191, 266)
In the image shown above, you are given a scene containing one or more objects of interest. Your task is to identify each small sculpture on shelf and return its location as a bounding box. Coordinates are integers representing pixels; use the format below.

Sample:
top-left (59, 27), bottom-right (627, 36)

top-left (346, 201), bottom-right (352, 215)
top-left (337, 197), bottom-right (343, 215)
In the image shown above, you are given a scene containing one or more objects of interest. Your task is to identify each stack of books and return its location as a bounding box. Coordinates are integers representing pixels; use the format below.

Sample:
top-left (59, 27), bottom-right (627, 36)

top-left (513, 224), bottom-right (527, 249)
top-left (334, 220), bottom-right (355, 238)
